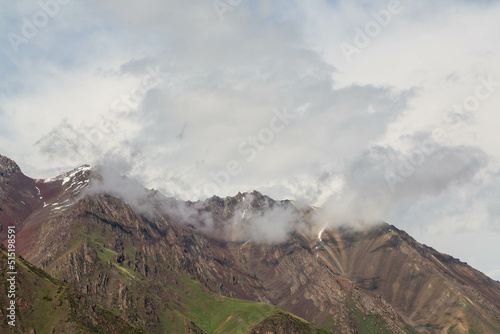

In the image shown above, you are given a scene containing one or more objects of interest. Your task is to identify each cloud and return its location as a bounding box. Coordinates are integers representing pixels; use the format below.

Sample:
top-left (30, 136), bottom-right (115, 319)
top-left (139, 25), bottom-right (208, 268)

top-left (86, 164), bottom-right (218, 233)
top-left (314, 138), bottom-right (488, 228)
top-left (6, 0), bottom-right (412, 202)
top-left (87, 165), bottom-right (154, 212)
top-left (86, 166), bottom-right (302, 244)
top-left (2, 0), bottom-right (500, 278)
top-left (225, 192), bottom-right (306, 244)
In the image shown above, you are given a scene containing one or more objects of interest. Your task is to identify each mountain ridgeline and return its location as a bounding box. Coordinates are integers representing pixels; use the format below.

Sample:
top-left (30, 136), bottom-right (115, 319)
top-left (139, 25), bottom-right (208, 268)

top-left (0, 155), bottom-right (499, 333)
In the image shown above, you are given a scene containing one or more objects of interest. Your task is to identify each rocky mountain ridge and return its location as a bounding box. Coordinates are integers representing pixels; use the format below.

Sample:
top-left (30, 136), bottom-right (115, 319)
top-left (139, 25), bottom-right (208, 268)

top-left (1, 154), bottom-right (499, 333)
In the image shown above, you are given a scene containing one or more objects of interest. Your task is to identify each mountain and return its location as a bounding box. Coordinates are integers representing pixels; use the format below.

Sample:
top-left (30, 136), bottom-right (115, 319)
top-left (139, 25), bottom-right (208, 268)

top-left (1, 154), bottom-right (499, 333)
top-left (0, 243), bottom-right (146, 333)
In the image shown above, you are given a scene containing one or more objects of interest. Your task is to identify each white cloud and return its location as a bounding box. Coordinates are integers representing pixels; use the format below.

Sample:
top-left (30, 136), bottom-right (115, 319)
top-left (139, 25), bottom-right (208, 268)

top-left (1, 0), bottom-right (499, 279)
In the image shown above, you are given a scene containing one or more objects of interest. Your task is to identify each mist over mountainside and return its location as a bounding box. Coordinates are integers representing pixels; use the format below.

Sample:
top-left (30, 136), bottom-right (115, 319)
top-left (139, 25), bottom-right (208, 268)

top-left (1, 154), bottom-right (500, 334)
top-left (3, 1), bottom-right (500, 333)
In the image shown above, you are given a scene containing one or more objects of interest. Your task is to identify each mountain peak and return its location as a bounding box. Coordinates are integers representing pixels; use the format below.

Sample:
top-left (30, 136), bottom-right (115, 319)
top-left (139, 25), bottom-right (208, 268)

top-left (42, 164), bottom-right (94, 184)
top-left (0, 154), bottom-right (21, 183)
top-left (1, 158), bottom-right (500, 333)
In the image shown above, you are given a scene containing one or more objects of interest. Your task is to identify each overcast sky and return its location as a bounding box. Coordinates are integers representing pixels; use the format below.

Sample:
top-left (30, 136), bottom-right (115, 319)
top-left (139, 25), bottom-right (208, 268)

top-left (1, 0), bottom-right (499, 280)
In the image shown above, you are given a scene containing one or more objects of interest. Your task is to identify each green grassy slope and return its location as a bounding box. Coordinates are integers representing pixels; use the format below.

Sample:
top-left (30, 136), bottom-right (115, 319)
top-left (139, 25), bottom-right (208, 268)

top-left (0, 245), bottom-right (145, 333)
top-left (1, 239), bottom-right (327, 334)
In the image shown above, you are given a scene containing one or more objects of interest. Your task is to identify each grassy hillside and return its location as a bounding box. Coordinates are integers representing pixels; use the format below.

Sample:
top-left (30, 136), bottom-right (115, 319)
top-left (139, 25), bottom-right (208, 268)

top-left (1, 240), bottom-right (328, 334)
top-left (0, 244), bottom-right (145, 333)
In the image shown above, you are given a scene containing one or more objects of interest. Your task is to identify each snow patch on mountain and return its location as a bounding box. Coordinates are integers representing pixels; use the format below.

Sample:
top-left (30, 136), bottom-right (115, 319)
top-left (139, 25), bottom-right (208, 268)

top-left (43, 165), bottom-right (92, 183)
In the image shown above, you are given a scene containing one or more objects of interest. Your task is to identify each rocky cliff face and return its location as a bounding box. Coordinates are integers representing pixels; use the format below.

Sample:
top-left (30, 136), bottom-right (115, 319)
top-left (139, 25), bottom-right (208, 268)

top-left (1, 156), bottom-right (499, 333)
top-left (0, 155), bottom-right (43, 241)
top-left (0, 244), bottom-right (146, 334)
top-left (178, 191), bottom-right (500, 333)
top-left (0, 155), bottom-right (21, 183)
top-left (316, 225), bottom-right (500, 333)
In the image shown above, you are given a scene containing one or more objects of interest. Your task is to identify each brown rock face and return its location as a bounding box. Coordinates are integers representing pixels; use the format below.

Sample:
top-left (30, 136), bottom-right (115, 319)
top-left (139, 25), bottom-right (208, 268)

top-left (0, 155), bottom-right (43, 241)
top-left (315, 225), bottom-right (500, 333)
top-left (1, 157), bottom-right (499, 333)
top-left (0, 155), bottom-right (21, 182)
top-left (176, 193), bottom-right (500, 333)
top-left (250, 311), bottom-right (329, 334)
